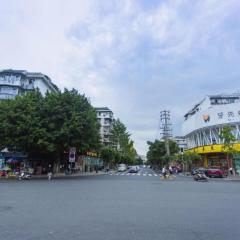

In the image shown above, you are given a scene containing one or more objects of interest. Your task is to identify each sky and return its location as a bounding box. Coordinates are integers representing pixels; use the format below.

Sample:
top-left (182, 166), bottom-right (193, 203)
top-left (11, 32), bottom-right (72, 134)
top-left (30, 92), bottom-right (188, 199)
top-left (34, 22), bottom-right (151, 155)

top-left (1, 0), bottom-right (240, 155)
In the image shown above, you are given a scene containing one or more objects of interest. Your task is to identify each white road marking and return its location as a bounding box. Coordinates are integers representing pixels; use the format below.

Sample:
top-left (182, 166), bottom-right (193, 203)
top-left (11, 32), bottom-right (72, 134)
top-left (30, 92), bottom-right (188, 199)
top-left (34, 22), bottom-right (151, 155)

top-left (154, 174), bottom-right (158, 177)
top-left (148, 174), bottom-right (152, 176)
top-left (137, 173), bottom-right (140, 176)
top-left (126, 173), bottom-right (130, 176)
top-left (143, 174), bottom-right (146, 176)
top-left (132, 173), bottom-right (136, 176)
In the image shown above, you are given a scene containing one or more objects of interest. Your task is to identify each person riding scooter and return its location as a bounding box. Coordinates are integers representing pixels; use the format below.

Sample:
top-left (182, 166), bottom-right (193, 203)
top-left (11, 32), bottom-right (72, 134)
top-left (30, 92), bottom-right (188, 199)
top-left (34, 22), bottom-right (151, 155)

top-left (193, 169), bottom-right (208, 181)
top-left (19, 170), bottom-right (31, 180)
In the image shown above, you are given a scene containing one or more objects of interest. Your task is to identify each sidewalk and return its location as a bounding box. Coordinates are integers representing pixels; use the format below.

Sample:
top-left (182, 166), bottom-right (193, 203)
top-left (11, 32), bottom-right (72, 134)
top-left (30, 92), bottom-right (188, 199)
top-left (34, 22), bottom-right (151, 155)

top-left (0, 171), bottom-right (105, 180)
top-left (33, 171), bottom-right (106, 179)
top-left (225, 175), bottom-right (240, 181)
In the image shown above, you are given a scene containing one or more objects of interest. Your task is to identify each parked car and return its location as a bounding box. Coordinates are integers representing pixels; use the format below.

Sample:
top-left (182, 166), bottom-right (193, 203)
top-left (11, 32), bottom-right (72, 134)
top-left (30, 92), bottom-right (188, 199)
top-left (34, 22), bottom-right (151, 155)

top-left (0, 170), bottom-right (8, 177)
top-left (191, 167), bottom-right (207, 175)
top-left (128, 166), bottom-right (139, 173)
top-left (118, 164), bottom-right (127, 172)
top-left (206, 168), bottom-right (225, 178)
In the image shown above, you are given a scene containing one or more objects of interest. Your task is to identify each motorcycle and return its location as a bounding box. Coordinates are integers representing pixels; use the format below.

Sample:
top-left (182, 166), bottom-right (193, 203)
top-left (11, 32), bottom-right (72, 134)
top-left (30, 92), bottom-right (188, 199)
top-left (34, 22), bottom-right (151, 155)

top-left (193, 171), bottom-right (208, 181)
top-left (19, 171), bottom-right (31, 180)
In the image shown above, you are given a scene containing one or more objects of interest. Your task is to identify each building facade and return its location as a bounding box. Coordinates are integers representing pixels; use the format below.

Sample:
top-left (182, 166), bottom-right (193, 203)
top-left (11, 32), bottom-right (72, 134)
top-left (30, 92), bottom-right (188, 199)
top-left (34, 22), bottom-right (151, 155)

top-left (95, 107), bottom-right (114, 145)
top-left (173, 136), bottom-right (187, 153)
top-left (182, 93), bottom-right (240, 172)
top-left (0, 69), bottom-right (58, 99)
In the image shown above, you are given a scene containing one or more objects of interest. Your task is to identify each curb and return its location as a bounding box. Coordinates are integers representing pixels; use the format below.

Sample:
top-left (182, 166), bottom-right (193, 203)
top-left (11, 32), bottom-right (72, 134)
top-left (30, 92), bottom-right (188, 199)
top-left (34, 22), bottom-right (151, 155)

top-left (0, 172), bottom-right (106, 181)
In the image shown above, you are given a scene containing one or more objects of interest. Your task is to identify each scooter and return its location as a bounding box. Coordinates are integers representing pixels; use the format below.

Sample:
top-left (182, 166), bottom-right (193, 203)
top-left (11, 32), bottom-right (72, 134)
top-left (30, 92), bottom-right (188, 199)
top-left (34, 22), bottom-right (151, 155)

top-left (193, 172), bottom-right (208, 181)
top-left (19, 171), bottom-right (31, 180)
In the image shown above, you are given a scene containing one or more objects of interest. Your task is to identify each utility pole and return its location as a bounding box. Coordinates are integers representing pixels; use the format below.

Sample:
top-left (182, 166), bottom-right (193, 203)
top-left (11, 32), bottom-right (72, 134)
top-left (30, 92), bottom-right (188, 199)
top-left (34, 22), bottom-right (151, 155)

top-left (160, 110), bottom-right (172, 156)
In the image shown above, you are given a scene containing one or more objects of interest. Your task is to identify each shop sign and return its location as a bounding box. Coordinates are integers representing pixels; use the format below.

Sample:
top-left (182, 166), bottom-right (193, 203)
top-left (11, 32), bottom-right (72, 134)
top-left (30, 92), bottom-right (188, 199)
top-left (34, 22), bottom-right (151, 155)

top-left (86, 152), bottom-right (98, 157)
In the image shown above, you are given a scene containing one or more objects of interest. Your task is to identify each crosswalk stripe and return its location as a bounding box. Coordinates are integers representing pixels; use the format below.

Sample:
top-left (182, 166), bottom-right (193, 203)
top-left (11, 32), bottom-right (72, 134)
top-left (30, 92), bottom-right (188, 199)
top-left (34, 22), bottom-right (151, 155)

top-left (107, 172), bottom-right (162, 177)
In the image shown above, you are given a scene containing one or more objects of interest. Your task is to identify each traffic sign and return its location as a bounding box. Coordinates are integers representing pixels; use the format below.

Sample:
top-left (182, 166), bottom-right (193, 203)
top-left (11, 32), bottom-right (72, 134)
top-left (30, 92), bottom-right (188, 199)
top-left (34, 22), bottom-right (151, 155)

top-left (69, 147), bottom-right (76, 162)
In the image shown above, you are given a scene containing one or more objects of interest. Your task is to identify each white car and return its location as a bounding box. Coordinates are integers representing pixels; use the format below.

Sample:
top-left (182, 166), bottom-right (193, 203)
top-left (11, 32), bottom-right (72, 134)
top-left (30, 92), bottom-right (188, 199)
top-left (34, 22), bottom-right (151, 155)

top-left (118, 164), bottom-right (127, 172)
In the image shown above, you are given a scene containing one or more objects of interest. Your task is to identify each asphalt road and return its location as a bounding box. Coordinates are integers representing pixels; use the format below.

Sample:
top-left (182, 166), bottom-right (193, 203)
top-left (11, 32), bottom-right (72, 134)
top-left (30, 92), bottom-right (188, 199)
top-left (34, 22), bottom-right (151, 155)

top-left (1, 167), bottom-right (240, 240)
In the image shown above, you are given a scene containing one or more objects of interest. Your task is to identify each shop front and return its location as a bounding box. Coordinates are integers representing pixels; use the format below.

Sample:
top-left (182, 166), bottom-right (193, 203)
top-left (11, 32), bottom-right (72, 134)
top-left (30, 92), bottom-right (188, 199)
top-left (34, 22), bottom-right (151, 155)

top-left (76, 155), bottom-right (103, 172)
top-left (189, 145), bottom-right (234, 171)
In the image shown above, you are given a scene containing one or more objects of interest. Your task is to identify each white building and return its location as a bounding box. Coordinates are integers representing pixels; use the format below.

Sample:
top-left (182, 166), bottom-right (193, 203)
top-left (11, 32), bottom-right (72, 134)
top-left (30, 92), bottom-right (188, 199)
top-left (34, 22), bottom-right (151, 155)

top-left (183, 93), bottom-right (240, 149)
top-left (95, 107), bottom-right (114, 145)
top-left (173, 136), bottom-right (187, 153)
top-left (0, 69), bottom-right (58, 99)
top-left (182, 93), bottom-right (240, 171)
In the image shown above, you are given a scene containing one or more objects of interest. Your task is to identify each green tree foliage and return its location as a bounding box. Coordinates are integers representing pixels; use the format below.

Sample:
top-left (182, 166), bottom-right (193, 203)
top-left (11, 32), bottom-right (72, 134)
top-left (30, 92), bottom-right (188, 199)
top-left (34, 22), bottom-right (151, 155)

top-left (0, 89), bottom-right (100, 161)
top-left (100, 147), bottom-right (116, 167)
top-left (146, 140), bottom-right (179, 167)
top-left (181, 152), bottom-right (201, 164)
top-left (100, 119), bottom-right (137, 166)
top-left (109, 118), bottom-right (137, 163)
top-left (219, 125), bottom-right (236, 153)
top-left (219, 125), bottom-right (236, 164)
top-left (177, 151), bottom-right (201, 172)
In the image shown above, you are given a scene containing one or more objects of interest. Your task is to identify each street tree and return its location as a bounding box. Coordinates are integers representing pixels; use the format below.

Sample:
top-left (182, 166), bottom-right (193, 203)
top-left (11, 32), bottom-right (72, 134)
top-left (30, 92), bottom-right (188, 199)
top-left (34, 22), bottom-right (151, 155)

top-left (219, 125), bottom-right (236, 167)
top-left (146, 140), bottom-right (179, 168)
top-left (109, 118), bottom-right (137, 164)
top-left (180, 152), bottom-right (202, 172)
top-left (0, 89), bottom-right (101, 164)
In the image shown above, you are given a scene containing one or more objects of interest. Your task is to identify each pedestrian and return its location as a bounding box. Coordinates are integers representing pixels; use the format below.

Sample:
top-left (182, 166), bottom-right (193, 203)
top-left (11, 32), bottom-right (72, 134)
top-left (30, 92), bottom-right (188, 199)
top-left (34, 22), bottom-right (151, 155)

top-left (169, 166), bottom-right (173, 174)
top-left (48, 171), bottom-right (52, 180)
top-left (229, 167), bottom-right (233, 176)
top-left (48, 164), bottom-right (53, 180)
top-left (162, 166), bottom-right (167, 178)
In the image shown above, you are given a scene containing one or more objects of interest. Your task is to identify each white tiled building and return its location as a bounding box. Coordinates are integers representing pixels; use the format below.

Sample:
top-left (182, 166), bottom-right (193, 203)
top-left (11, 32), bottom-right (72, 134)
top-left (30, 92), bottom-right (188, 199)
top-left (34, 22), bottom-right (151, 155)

top-left (0, 69), bottom-right (58, 99)
top-left (172, 136), bottom-right (187, 153)
top-left (95, 107), bottom-right (114, 145)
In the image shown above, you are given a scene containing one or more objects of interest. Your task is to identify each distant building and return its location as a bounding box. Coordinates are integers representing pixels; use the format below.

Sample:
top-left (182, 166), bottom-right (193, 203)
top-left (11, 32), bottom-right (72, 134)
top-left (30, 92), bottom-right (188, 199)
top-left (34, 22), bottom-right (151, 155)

top-left (173, 136), bottom-right (187, 153)
top-left (0, 69), bottom-right (58, 99)
top-left (95, 107), bottom-right (114, 145)
top-left (182, 93), bottom-right (240, 172)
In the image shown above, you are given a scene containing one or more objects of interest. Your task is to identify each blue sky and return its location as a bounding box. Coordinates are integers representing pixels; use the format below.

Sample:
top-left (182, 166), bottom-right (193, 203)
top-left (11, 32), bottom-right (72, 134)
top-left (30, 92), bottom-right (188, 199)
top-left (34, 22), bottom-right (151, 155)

top-left (1, 0), bottom-right (240, 155)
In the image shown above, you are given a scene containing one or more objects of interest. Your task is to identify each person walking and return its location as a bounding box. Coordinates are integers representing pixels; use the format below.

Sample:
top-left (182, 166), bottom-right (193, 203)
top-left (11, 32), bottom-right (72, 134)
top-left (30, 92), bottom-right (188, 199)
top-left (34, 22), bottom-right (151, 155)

top-left (162, 166), bottom-right (167, 179)
top-left (48, 164), bottom-right (53, 180)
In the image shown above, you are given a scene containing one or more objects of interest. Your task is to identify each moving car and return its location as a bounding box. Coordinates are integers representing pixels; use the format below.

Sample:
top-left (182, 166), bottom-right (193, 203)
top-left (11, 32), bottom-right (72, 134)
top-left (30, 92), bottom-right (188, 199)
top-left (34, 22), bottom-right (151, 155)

top-left (118, 164), bottom-right (127, 172)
